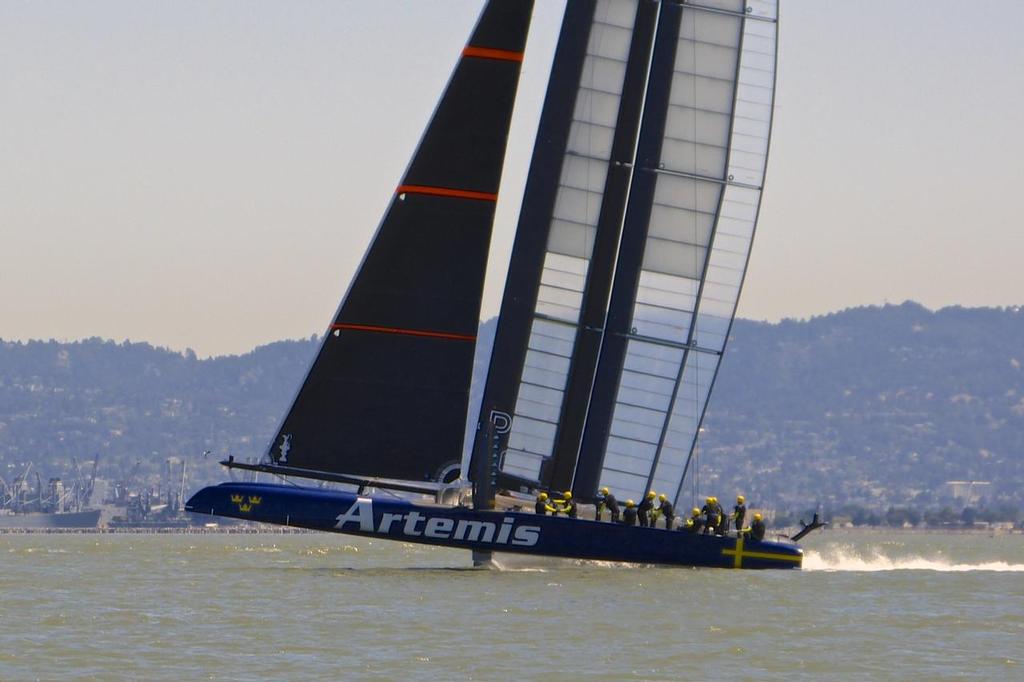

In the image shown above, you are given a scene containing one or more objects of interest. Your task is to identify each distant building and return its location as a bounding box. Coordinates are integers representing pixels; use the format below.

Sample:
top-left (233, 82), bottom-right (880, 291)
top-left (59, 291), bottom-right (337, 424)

top-left (943, 481), bottom-right (991, 506)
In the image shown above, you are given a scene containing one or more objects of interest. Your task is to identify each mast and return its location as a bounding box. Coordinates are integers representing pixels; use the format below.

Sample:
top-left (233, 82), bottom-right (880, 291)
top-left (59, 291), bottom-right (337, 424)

top-left (242, 0), bottom-right (534, 487)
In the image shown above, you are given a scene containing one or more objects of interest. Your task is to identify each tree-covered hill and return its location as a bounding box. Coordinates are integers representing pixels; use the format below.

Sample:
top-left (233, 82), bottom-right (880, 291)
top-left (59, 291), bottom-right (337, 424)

top-left (702, 302), bottom-right (1024, 510)
top-left (1, 302), bottom-right (1021, 509)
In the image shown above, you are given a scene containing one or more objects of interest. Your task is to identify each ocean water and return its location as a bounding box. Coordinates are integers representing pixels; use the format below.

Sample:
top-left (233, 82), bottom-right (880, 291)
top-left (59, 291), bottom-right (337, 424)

top-left (1, 530), bottom-right (1022, 681)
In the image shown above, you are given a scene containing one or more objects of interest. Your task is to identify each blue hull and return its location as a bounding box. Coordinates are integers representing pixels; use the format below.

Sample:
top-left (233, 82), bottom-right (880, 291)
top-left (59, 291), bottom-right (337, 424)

top-left (186, 482), bottom-right (802, 570)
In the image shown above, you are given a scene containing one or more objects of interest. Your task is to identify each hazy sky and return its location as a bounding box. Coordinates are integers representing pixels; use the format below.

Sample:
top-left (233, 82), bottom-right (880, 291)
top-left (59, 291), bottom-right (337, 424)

top-left (2, 1), bottom-right (1022, 357)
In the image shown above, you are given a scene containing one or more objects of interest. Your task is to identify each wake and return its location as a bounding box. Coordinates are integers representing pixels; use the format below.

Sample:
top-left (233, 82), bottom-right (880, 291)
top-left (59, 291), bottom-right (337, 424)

top-left (483, 554), bottom-right (649, 572)
top-left (804, 549), bottom-right (1024, 572)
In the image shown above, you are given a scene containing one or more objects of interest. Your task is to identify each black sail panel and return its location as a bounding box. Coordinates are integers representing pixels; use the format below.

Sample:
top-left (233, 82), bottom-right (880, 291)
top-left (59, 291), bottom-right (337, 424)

top-left (269, 1), bottom-right (533, 483)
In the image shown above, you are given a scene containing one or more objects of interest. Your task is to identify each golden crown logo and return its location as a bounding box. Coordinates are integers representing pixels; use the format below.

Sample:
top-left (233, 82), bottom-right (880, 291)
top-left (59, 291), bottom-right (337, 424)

top-left (230, 493), bottom-right (262, 513)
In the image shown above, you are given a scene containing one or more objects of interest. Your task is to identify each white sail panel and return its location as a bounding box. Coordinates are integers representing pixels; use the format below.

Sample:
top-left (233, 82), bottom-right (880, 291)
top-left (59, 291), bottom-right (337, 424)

top-left (693, 184), bottom-right (761, 350)
top-left (745, 0), bottom-right (779, 21)
top-left (502, 0), bottom-right (640, 480)
top-left (595, 3), bottom-right (777, 503)
top-left (727, 17), bottom-right (776, 185)
top-left (650, 350), bottom-right (718, 496)
top-left (600, 338), bottom-right (683, 496)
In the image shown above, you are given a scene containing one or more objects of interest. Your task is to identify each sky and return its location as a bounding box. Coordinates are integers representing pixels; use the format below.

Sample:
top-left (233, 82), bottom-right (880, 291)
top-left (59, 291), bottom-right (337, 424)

top-left (2, 1), bottom-right (1022, 357)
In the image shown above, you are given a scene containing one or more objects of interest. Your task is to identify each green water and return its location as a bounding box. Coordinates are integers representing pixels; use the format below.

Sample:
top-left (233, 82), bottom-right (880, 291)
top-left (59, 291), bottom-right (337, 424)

top-left (1, 531), bottom-right (1021, 680)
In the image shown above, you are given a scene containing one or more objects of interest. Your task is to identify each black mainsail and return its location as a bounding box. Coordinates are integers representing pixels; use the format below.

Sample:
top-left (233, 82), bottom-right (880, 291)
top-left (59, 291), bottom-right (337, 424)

top-left (470, 0), bottom-right (778, 507)
top-left (242, 1), bottom-right (534, 486)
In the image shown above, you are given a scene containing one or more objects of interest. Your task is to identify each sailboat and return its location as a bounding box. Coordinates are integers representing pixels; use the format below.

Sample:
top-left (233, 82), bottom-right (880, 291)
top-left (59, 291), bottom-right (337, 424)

top-left (187, 0), bottom-right (804, 569)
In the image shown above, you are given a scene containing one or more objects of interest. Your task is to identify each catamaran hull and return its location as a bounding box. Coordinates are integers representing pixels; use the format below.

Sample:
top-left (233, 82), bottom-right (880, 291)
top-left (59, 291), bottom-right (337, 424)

top-left (187, 483), bottom-right (801, 569)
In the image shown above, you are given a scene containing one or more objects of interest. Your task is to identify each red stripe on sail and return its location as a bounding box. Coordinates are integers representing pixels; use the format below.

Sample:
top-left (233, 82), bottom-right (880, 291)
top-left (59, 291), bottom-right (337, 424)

top-left (397, 184), bottom-right (497, 201)
top-left (462, 46), bottom-right (524, 62)
top-left (330, 323), bottom-right (476, 342)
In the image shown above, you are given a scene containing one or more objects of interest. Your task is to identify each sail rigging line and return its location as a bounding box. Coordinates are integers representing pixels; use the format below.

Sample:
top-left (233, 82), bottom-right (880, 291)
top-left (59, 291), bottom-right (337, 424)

top-left (679, 2), bottom-right (777, 24)
top-left (543, 0), bottom-right (662, 494)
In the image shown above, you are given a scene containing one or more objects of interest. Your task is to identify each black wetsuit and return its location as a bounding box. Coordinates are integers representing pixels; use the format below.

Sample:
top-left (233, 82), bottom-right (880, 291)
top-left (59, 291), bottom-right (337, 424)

top-left (535, 500), bottom-right (550, 515)
top-left (659, 501), bottom-right (675, 530)
top-left (622, 507), bottom-right (638, 526)
top-left (596, 493), bottom-right (620, 522)
top-left (733, 504), bottom-right (746, 533)
top-left (562, 499), bottom-right (578, 518)
top-left (638, 497), bottom-right (655, 527)
top-left (701, 504), bottom-right (719, 535)
top-left (750, 519), bottom-right (766, 541)
top-left (682, 516), bottom-right (703, 534)
top-left (713, 502), bottom-right (727, 534)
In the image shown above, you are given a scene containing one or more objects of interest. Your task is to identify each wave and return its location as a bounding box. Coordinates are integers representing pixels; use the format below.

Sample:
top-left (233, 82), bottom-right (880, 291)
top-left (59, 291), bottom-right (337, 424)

top-left (483, 554), bottom-right (652, 572)
top-left (804, 549), bottom-right (1024, 572)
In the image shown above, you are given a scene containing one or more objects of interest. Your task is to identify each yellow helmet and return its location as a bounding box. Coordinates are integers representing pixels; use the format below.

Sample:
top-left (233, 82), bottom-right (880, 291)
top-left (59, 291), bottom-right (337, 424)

top-left (646, 491), bottom-right (656, 499)
top-left (625, 499), bottom-right (635, 508)
top-left (710, 496), bottom-right (718, 504)
top-left (737, 495), bottom-right (745, 504)
top-left (600, 487), bottom-right (609, 495)
top-left (706, 496), bottom-right (713, 504)
top-left (659, 494), bottom-right (667, 502)
top-left (563, 491), bottom-right (572, 500)
top-left (754, 512), bottom-right (763, 521)
top-left (692, 507), bottom-right (701, 517)
top-left (537, 492), bottom-right (548, 501)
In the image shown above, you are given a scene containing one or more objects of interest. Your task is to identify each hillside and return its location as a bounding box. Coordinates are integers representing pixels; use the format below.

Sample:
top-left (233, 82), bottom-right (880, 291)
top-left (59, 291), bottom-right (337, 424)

top-left (1, 302), bottom-right (1021, 511)
top-left (703, 302), bottom-right (1024, 511)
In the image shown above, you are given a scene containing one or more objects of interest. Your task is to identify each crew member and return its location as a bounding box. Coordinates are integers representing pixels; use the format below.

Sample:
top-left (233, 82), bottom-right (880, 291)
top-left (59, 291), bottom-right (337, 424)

top-left (535, 492), bottom-right (556, 515)
top-left (701, 496), bottom-right (720, 535)
top-left (750, 512), bottom-right (766, 541)
top-left (596, 487), bottom-right (620, 523)
top-left (681, 507), bottom-right (703, 534)
top-left (657, 494), bottom-right (675, 530)
top-left (556, 491), bottom-right (577, 518)
top-left (622, 500), bottom-right (638, 526)
top-left (638, 491), bottom-right (656, 527)
top-left (713, 496), bottom-right (728, 535)
top-left (733, 495), bottom-right (747, 534)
